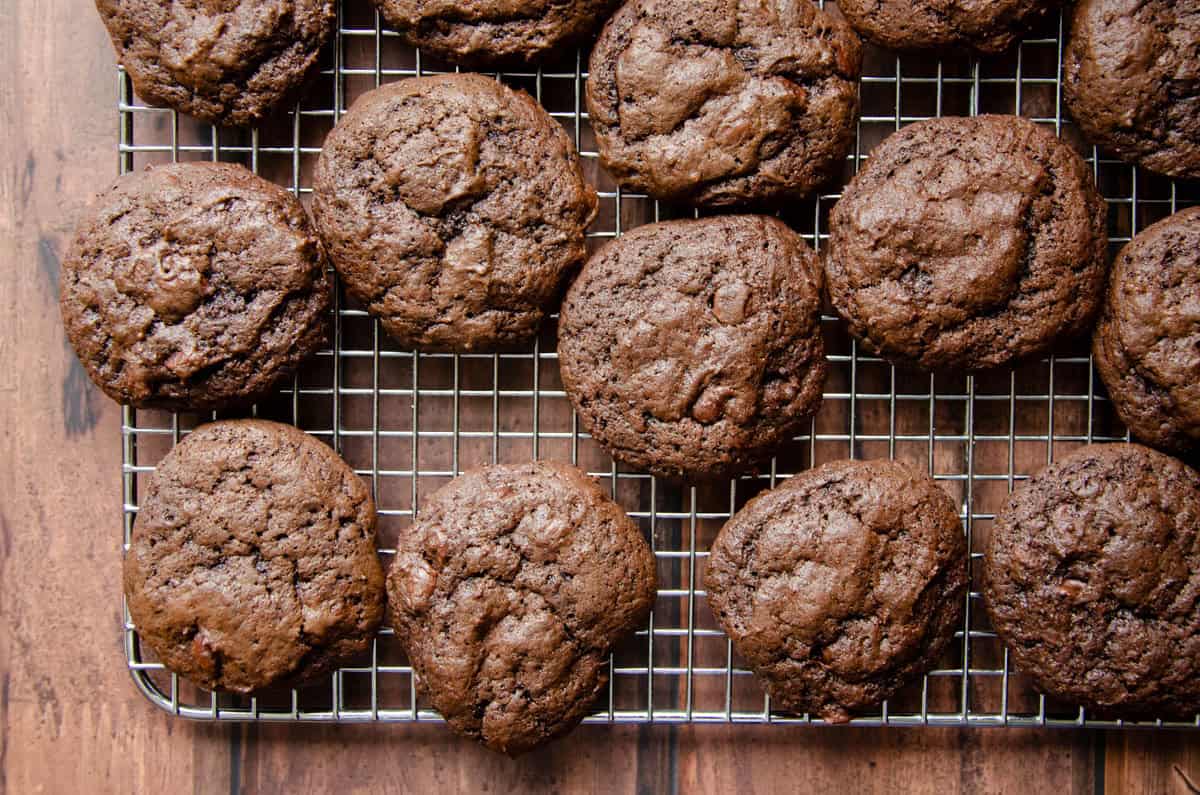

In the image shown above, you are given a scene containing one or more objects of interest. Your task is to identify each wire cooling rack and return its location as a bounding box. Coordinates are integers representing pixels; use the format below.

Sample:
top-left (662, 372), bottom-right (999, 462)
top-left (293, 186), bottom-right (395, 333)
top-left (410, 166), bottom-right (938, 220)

top-left (118, 1), bottom-right (1200, 728)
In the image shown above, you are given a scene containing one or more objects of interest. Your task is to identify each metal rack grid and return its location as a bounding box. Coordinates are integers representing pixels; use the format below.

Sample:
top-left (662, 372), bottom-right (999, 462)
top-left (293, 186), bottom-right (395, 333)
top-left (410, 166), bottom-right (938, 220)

top-left (117, 1), bottom-right (1200, 729)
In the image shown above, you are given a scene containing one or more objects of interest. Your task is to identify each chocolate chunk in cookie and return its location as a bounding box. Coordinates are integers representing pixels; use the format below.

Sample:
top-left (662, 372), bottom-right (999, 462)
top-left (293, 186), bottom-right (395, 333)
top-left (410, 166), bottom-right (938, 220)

top-left (313, 74), bottom-right (598, 352)
top-left (124, 420), bottom-right (386, 694)
top-left (706, 459), bottom-right (967, 722)
top-left (984, 443), bottom-right (1200, 719)
top-left (557, 215), bottom-right (827, 481)
top-left (60, 162), bottom-right (331, 410)
top-left (1065, 0), bottom-right (1200, 180)
top-left (586, 0), bottom-right (861, 207)
top-left (96, 0), bottom-right (335, 126)
top-left (387, 462), bottom-right (656, 755)
top-left (827, 115), bottom-right (1108, 372)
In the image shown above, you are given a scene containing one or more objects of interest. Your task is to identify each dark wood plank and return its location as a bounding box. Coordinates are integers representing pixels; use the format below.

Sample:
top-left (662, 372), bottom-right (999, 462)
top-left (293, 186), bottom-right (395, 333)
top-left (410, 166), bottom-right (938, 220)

top-left (677, 727), bottom-right (1098, 794)
top-left (238, 723), bottom-right (1100, 795)
top-left (238, 723), bottom-right (671, 794)
top-left (1106, 734), bottom-right (1200, 795)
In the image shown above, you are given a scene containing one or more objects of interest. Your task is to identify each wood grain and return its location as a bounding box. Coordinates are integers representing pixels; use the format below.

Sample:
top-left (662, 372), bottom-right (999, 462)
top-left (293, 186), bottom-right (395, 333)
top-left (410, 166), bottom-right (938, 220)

top-left (0, 0), bottom-right (1195, 792)
top-left (1107, 734), bottom-right (1200, 795)
top-left (677, 727), bottom-right (1098, 795)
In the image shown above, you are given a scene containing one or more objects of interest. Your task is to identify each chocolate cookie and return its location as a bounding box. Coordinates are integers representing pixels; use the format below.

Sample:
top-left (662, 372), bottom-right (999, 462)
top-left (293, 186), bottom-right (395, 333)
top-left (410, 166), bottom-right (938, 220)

top-left (387, 462), bottom-right (656, 755)
top-left (984, 444), bottom-right (1200, 719)
top-left (60, 162), bottom-right (331, 410)
top-left (827, 115), bottom-right (1108, 372)
top-left (1094, 207), bottom-right (1200, 456)
top-left (312, 74), bottom-right (598, 351)
top-left (372, 0), bottom-right (617, 65)
top-left (557, 215), bottom-right (826, 481)
top-left (124, 420), bottom-right (386, 694)
top-left (705, 459), bottom-right (967, 722)
top-left (585, 0), bottom-right (861, 207)
top-left (837, 0), bottom-right (1057, 54)
top-left (96, 0), bottom-right (335, 126)
top-left (1065, 0), bottom-right (1200, 180)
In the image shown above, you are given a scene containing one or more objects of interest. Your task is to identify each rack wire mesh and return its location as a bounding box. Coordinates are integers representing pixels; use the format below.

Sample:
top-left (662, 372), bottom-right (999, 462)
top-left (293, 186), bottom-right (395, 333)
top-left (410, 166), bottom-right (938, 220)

top-left (118, 1), bottom-right (1200, 728)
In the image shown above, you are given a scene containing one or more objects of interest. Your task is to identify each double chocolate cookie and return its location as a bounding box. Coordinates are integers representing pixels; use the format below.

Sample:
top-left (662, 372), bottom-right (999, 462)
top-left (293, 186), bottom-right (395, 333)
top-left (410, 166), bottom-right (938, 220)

top-left (60, 162), bottom-right (331, 410)
top-left (372, 0), bottom-right (618, 65)
top-left (387, 462), bottom-right (656, 755)
top-left (706, 459), bottom-right (967, 722)
top-left (984, 444), bottom-right (1200, 719)
top-left (838, 0), bottom-right (1057, 54)
top-left (1065, 0), bottom-right (1200, 180)
top-left (1094, 207), bottom-right (1200, 456)
top-left (125, 420), bottom-right (386, 693)
top-left (313, 74), bottom-right (597, 351)
top-left (96, 0), bottom-right (335, 126)
top-left (586, 0), bottom-right (861, 207)
top-left (827, 115), bottom-right (1108, 372)
top-left (557, 215), bottom-right (827, 481)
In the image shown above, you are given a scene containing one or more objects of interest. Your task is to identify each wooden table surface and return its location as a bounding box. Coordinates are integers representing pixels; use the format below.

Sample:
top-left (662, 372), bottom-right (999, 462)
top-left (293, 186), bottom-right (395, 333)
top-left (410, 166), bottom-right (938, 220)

top-left (2, 2), bottom-right (1199, 793)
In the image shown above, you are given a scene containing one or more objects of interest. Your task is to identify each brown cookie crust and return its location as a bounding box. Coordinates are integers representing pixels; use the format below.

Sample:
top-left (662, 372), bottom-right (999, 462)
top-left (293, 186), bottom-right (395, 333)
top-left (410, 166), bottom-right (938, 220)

top-left (984, 444), bottom-right (1200, 718)
top-left (124, 420), bottom-right (385, 694)
top-left (387, 462), bottom-right (656, 755)
top-left (827, 115), bottom-right (1108, 372)
top-left (838, 0), bottom-right (1058, 54)
top-left (312, 74), bottom-right (598, 352)
top-left (705, 459), bottom-right (967, 722)
top-left (1064, 0), bottom-right (1200, 180)
top-left (585, 0), bottom-right (861, 207)
top-left (1093, 207), bottom-right (1200, 456)
top-left (96, 0), bottom-right (335, 126)
top-left (372, 0), bottom-right (618, 65)
top-left (557, 215), bottom-right (827, 481)
top-left (60, 162), bottom-right (331, 410)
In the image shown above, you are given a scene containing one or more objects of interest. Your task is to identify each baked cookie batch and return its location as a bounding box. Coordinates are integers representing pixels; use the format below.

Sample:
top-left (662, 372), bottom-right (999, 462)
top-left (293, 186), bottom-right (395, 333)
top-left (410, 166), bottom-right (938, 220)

top-left (72, 0), bottom-right (1200, 753)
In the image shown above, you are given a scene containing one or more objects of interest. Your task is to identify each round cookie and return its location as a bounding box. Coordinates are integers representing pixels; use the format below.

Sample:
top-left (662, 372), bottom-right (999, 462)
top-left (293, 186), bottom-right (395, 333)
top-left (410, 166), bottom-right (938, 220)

top-left (371, 0), bottom-right (618, 66)
top-left (705, 459), bottom-right (967, 722)
top-left (585, 0), bottom-right (861, 207)
top-left (124, 420), bottom-right (386, 694)
top-left (60, 161), bottom-right (332, 411)
top-left (826, 114), bottom-right (1108, 372)
top-left (312, 74), bottom-right (598, 352)
top-left (1093, 207), bottom-right (1200, 456)
top-left (557, 215), bottom-right (827, 481)
top-left (984, 444), bottom-right (1200, 719)
top-left (1064, 0), bottom-right (1200, 180)
top-left (837, 0), bottom-right (1058, 54)
top-left (387, 462), bottom-right (656, 755)
top-left (96, 0), bottom-right (335, 126)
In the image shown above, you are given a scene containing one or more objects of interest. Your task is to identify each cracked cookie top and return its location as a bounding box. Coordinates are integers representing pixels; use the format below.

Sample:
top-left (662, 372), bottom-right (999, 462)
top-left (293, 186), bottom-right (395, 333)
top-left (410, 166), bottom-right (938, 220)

top-left (371, 0), bottom-right (619, 65)
top-left (557, 215), bottom-right (827, 481)
top-left (60, 161), bottom-right (332, 410)
top-left (838, 0), bottom-right (1058, 54)
top-left (124, 420), bottom-right (385, 694)
top-left (827, 114), bottom-right (1108, 372)
top-left (387, 462), bottom-right (656, 755)
top-left (1065, 0), bottom-right (1200, 180)
top-left (312, 73), bottom-right (598, 352)
top-left (705, 459), bottom-right (967, 722)
top-left (1093, 207), bottom-right (1200, 456)
top-left (96, 0), bottom-right (335, 126)
top-left (585, 0), bottom-right (861, 207)
top-left (984, 443), bottom-right (1200, 718)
